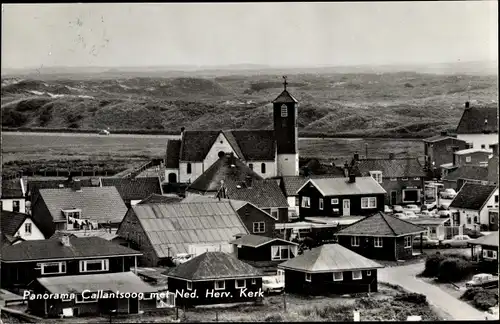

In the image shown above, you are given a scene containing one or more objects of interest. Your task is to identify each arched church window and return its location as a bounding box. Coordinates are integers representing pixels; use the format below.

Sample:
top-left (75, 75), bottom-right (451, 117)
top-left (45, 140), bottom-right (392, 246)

top-left (281, 104), bottom-right (288, 117)
top-left (261, 163), bottom-right (266, 174)
top-left (187, 163), bottom-right (192, 174)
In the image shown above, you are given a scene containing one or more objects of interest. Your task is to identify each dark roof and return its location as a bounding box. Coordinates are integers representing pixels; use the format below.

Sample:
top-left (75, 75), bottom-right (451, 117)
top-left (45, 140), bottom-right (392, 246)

top-left (165, 139), bottom-right (181, 168)
top-left (38, 187), bottom-right (127, 223)
top-left (443, 165), bottom-right (489, 182)
top-left (449, 183), bottom-right (497, 210)
top-left (101, 177), bottom-right (162, 202)
top-left (356, 158), bottom-right (426, 178)
top-left (28, 178), bottom-right (96, 194)
top-left (469, 232), bottom-right (499, 248)
top-left (229, 234), bottom-right (298, 248)
top-left (179, 130), bottom-right (276, 162)
top-left (125, 202), bottom-right (248, 257)
top-left (224, 179), bottom-right (289, 208)
top-left (0, 211), bottom-right (34, 237)
top-left (1, 236), bottom-right (141, 262)
top-left (167, 251), bottom-right (263, 280)
top-left (423, 135), bottom-right (463, 143)
top-left (138, 194), bottom-right (183, 205)
top-left (272, 90), bottom-right (298, 104)
top-left (1, 179), bottom-right (24, 198)
top-left (278, 244), bottom-right (383, 273)
top-left (280, 174), bottom-right (345, 197)
top-left (188, 154), bottom-right (263, 192)
top-left (456, 107), bottom-right (498, 134)
top-left (336, 212), bottom-right (426, 237)
top-left (298, 177), bottom-right (386, 196)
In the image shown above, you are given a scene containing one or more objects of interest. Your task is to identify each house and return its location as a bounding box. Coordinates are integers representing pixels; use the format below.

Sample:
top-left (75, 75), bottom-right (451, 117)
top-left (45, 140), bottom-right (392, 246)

top-left (0, 236), bottom-right (142, 289)
top-left (230, 234), bottom-right (298, 274)
top-left (297, 175), bottom-right (386, 219)
top-left (164, 80), bottom-right (300, 184)
top-left (116, 201), bottom-right (249, 267)
top-left (353, 154), bottom-right (426, 206)
top-left (423, 132), bottom-right (468, 177)
top-left (442, 165), bottom-right (489, 191)
top-left (1, 178), bottom-right (27, 213)
top-left (27, 271), bottom-right (158, 318)
top-left (407, 217), bottom-right (451, 240)
top-left (469, 232), bottom-right (499, 273)
top-left (31, 179), bottom-right (128, 238)
top-left (334, 212), bottom-right (426, 261)
top-left (137, 193), bottom-right (183, 205)
top-left (166, 251), bottom-right (263, 307)
top-left (100, 177), bottom-right (163, 207)
top-left (453, 148), bottom-right (491, 167)
top-left (488, 143), bottom-right (498, 185)
top-left (0, 210), bottom-right (45, 243)
top-left (277, 244), bottom-right (383, 295)
top-left (456, 102), bottom-right (498, 151)
top-left (449, 183), bottom-right (499, 231)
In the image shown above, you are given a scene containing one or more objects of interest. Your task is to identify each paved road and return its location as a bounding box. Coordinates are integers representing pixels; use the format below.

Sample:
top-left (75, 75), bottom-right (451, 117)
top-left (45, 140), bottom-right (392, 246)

top-left (378, 261), bottom-right (496, 321)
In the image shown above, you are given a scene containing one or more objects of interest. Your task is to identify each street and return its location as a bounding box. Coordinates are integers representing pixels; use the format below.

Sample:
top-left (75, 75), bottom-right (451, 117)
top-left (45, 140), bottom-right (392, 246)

top-left (378, 261), bottom-right (496, 321)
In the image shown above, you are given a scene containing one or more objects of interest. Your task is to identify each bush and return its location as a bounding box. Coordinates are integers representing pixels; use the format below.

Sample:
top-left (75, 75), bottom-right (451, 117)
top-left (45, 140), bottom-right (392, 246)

top-left (421, 253), bottom-right (446, 277)
top-left (436, 258), bottom-right (473, 282)
top-left (461, 287), bottom-right (484, 301)
top-left (394, 292), bottom-right (428, 305)
top-left (462, 288), bottom-right (499, 311)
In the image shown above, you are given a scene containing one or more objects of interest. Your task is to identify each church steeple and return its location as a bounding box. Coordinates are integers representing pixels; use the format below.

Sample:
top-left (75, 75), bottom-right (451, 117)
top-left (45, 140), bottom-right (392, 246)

top-left (273, 76), bottom-right (298, 104)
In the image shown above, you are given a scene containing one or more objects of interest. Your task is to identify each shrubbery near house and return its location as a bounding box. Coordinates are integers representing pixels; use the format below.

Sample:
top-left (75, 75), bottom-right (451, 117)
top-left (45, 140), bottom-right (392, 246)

top-left (421, 253), bottom-right (475, 282)
top-left (461, 288), bottom-right (499, 311)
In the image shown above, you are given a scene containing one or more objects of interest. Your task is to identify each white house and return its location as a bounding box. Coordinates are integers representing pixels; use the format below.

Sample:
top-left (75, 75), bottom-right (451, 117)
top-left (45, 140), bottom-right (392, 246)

top-left (0, 178), bottom-right (27, 214)
top-left (449, 183), bottom-right (499, 231)
top-left (1, 211), bottom-right (46, 243)
top-left (456, 102), bottom-right (498, 151)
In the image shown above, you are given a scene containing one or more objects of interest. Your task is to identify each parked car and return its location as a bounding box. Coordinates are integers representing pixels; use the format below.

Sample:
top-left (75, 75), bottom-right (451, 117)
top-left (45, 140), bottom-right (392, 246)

top-left (384, 205), bottom-right (393, 213)
top-left (419, 210), bottom-right (436, 217)
top-left (393, 212), bottom-right (405, 219)
top-left (465, 273), bottom-right (499, 289)
top-left (404, 205), bottom-right (421, 213)
top-left (173, 253), bottom-right (193, 265)
top-left (262, 276), bottom-right (284, 294)
top-left (99, 129), bottom-right (110, 135)
top-left (413, 235), bottom-right (440, 248)
top-left (401, 211), bottom-right (418, 219)
top-left (393, 205), bottom-right (404, 213)
top-left (440, 188), bottom-right (457, 199)
top-left (440, 235), bottom-right (472, 248)
top-left (437, 210), bottom-right (452, 218)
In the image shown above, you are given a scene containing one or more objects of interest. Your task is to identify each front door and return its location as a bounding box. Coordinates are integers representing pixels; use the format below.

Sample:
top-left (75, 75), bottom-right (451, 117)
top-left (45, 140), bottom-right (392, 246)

top-left (391, 191), bottom-right (397, 205)
top-left (129, 297), bottom-right (139, 314)
top-left (342, 199), bottom-right (350, 216)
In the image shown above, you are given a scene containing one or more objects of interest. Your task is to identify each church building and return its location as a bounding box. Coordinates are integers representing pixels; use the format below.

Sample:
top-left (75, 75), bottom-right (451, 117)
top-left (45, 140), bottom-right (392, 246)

top-left (164, 77), bottom-right (300, 184)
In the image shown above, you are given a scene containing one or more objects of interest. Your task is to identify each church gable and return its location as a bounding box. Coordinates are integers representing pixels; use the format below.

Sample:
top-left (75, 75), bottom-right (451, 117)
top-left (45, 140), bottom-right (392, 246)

top-left (204, 132), bottom-right (242, 167)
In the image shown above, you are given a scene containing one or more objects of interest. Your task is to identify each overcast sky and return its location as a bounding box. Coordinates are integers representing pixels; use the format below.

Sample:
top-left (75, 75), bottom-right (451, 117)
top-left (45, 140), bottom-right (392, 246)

top-left (1, 2), bottom-right (497, 69)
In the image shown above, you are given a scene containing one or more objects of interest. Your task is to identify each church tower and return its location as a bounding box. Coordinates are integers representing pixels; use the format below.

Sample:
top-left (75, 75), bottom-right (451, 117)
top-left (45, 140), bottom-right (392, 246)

top-left (273, 76), bottom-right (299, 176)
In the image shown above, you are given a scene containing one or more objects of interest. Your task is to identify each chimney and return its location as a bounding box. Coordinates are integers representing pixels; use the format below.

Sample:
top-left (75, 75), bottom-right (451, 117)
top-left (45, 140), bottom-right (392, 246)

top-left (60, 235), bottom-right (71, 247)
top-left (72, 178), bottom-right (82, 192)
top-left (180, 127), bottom-right (185, 136)
top-left (465, 101), bottom-right (470, 109)
top-left (440, 131), bottom-right (447, 137)
top-left (389, 153), bottom-right (395, 160)
top-left (245, 175), bottom-right (253, 188)
top-left (348, 174), bottom-right (356, 183)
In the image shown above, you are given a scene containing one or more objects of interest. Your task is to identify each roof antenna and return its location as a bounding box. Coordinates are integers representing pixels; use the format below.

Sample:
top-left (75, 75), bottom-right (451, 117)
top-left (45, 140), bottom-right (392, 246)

top-left (282, 76), bottom-right (288, 91)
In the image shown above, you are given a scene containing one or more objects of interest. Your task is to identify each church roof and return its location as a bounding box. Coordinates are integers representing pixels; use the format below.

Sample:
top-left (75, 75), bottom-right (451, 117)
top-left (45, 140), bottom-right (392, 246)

top-left (456, 106), bottom-right (498, 134)
top-left (272, 90), bottom-right (298, 104)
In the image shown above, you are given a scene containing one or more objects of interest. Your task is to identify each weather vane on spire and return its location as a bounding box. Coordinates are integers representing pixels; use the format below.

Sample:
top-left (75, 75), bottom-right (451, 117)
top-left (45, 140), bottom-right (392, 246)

top-left (283, 76), bottom-right (288, 90)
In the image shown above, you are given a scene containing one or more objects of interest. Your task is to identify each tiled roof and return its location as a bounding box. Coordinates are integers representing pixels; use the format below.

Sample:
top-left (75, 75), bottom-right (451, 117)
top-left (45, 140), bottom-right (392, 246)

top-left (229, 234), bottom-right (297, 248)
top-left (456, 107), bottom-right (498, 134)
top-left (37, 272), bottom-right (155, 294)
top-left (101, 177), bottom-right (162, 202)
top-left (0, 236), bottom-right (141, 262)
top-left (129, 202), bottom-right (248, 257)
top-left (28, 178), bottom-right (96, 194)
top-left (299, 177), bottom-right (386, 197)
top-left (38, 187), bottom-right (127, 223)
top-left (449, 183), bottom-right (497, 210)
top-left (0, 211), bottom-right (35, 237)
top-left (165, 139), bottom-right (181, 168)
top-left (469, 231), bottom-right (499, 248)
top-left (278, 244), bottom-right (383, 273)
top-left (356, 158), bottom-right (426, 178)
top-left (454, 148), bottom-right (491, 155)
top-left (224, 179), bottom-right (289, 208)
top-left (423, 135), bottom-right (462, 143)
top-left (188, 154), bottom-right (263, 193)
top-left (336, 212), bottom-right (426, 237)
top-left (167, 251), bottom-right (263, 280)
top-left (272, 90), bottom-right (298, 104)
top-left (138, 194), bottom-right (183, 205)
top-left (1, 179), bottom-right (24, 198)
top-left (179, 130), bottom-right (276, 162)
top-left (443, 166), bottom-right (489, 181)
top-left (281, 174), bottom-right (347, 197)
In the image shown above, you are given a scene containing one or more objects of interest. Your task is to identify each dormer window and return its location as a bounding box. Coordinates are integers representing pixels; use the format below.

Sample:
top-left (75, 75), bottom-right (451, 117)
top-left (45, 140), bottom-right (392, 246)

top-left (369, 171), bottom-right (383, 183)
top-left (281, 104), bottom-right (288, 117)
top-left (63, 209), bottom-right (82, 219)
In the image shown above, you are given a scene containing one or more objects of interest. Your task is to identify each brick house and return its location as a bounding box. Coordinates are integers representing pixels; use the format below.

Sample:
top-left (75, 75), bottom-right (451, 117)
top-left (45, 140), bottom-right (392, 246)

top-left (335, 212), bottom-right (426, 261)
top-left (453, 148), bottom-right (491, 167)
top-left (423, 133), bottom-right (468, 177)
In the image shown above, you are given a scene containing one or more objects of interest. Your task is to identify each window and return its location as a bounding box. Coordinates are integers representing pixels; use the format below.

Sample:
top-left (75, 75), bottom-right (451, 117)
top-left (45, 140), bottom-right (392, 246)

top-left (214, 280), bottom-right (225, 290)
top-left (333, 272), bottom-right (343, 281)
top-left (466, 156), bottom-right (472, 163)
top-left (261, 163), bottom-right (266, 174)
top-left (25, 223), bottom-right (32, 234)
top-left (64, 209), bottom-right (82, 220)
top-left (251, 278), bottom-right (256, 285)
top-left (253, 222), bottom-right (265, 233)
top-left (187, 281), bottom-right (193, 291)
top-left (370, 171), bottom-right (383, 183)
top-left (390, 178), bottom-right (397, 181)
top-left (301, 196), bottom-right (310, 208)
top-left (402, 178), bottom-right (408, 181)
top-left (473, 216), bottom-right (478, 224)
top-left (413, 177), bottom-right (420, 180)
top-left (495, 195), bottom-right (499, 203)
top-left (352, 271), bottom-right (362, 280)
top-left (295, 197), bottom-right (300, 206)
top-left (483, 250), bottom-right (498, 259)
top-left (319, 198), bottom-right (324, 210)
top-left (404, 236), bottom-right (412, 248)
top-left (76, 294), bottom-right (97, 303)
top-left (351, 236), bottom-right (360, 247)
top-left (281, 104), bottom-right (288, 117)
top-left (481, 144), bottom-right (486, 149)
top-left (305, 273), bottom-right (311, 282)
top-left (249, 163), bottom-right (253, 170)
top-left (41, 262), bottom-right (66, 275)
top-left (235, 279), bottom-right (246, 289)
top-left (186, 163), bottom-right (192, 174)
top-left (361, 197), bottom-right (377, 209)
top-left (79, 259), bottom-right (109, 273)
top-left (270, 208), bottom-right (279, 220)
top-left (374, 237), bottom-right (383, 248)
top-left (331, 198), bottom-right (339, 205)
top-left (467, 216), bottom-right (472, 224)
top-left (12, 200), bottom-right (20, 213)
top-left (272, 245), bottom-right (297, 260)
top-left (366, 271), bottom-right (372, 276)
